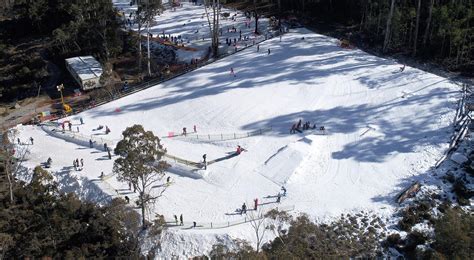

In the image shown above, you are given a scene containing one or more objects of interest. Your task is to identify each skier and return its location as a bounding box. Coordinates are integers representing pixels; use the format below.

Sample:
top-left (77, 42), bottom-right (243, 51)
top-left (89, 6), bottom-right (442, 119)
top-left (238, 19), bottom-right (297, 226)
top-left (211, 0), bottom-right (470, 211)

top-left (241, 203), bottom-right (247, 214)
top-left (399, 64), bottom-right (406, 72)
top-left (290, 124), bottom-right (296, 134)
top-left (174, 215), bottom-right (178, 225)
top-left (268, 48), bottom-right (271, 55)
top-left (80, 117), bottom-right (84, 124)
top-left (276, 193), bottom-right (281, 203)
top-left (193, 125), bottom-right (197, 133)
top-left (89, 139), bottom-right (93, 148)
top-left (182, 127), bottom-right (187, 136)
top-left (281, 186), bottom-right (287, 196)
top-left (80, 158), bottom-right (84, 167)
top-left (254, 198), bottom-right (258, 210)
top-left (202, 154), bottom-right (207, 170)
top-left (30, 137), bottom-right (34, 145)
top-left (180, 214), bottom-right (184, 225)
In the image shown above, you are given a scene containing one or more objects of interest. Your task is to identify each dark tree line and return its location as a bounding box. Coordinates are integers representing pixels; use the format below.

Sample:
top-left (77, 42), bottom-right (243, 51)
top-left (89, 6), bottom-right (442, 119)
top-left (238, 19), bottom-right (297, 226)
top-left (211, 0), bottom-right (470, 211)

top-left (235, 0), bottom-right (474, 72)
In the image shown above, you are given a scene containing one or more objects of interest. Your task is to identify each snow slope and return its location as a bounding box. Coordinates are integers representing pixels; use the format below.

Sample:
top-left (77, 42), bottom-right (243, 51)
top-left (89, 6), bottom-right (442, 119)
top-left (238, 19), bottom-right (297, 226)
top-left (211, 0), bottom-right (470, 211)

top-left (14, 5), bottom-right (460, 257)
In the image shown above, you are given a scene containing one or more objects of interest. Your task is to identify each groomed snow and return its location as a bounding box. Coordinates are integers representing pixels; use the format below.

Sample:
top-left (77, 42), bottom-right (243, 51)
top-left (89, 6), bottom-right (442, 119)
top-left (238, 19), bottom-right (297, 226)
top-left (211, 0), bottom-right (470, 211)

top-left (14, 3), bottom-right (460, 258)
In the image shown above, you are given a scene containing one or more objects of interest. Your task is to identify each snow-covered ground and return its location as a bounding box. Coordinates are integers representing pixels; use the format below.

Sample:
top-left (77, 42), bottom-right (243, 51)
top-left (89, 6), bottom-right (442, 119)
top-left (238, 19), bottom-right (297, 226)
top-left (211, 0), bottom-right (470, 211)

top-left (13, 3), bottom-right (461, 258)
top-left (114, 0), bottom-right (271, 62)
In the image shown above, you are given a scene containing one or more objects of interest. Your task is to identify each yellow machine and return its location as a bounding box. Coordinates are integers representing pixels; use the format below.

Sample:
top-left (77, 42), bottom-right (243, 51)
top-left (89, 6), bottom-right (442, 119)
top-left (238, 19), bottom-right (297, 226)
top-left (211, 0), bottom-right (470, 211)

top-left (57, 84), bottom-right (72, 114)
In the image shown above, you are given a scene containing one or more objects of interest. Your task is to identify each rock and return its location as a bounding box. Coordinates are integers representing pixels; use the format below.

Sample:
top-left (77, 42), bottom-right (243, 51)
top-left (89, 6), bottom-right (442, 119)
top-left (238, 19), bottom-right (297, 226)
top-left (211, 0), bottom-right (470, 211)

top-left (451, 152), bottom-right (468, 165)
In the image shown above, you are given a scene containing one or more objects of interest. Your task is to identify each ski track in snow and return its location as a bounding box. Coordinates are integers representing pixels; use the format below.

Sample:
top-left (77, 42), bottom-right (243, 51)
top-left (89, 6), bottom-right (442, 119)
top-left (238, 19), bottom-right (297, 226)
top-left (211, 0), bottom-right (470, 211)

top-left (12, 2), bottom-right (462, 258)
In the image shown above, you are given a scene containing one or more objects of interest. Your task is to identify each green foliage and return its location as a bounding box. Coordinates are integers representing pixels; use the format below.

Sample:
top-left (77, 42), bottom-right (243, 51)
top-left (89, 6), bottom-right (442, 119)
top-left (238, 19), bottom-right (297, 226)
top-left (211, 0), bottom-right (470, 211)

top-left (114, 124), bottom-right (170, 227)
top-left (0, 173), bottom-right (140, 258)
top-left (432, 207), bottom-right (473, 259)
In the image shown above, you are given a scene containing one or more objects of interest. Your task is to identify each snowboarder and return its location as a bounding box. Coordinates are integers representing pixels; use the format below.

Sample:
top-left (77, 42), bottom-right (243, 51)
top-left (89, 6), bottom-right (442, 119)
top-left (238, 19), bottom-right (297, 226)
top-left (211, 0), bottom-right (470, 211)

top-left (174, 215), bottom-right (178, 225)
top-left (80, 117), bottom-right (84, 124)
top-left (193, 125), bottom-right (197, 133)
top-left (254, 198), bottom-right (258, 210)
top-left (80, 158), bottom-right (84, 167)
top-left (180, 214), bottom-right (184, 225)
top-left (281, 186), bottom-right (287, 196)
top-left (89, 139), bottom-right (93, 148)
top-left (46, 157), bottom-right (52, 168)
top-left (241, 203), bottom-right (247, 214)
top-left (276, 193), bottom-right (281, 203)
top-left (182, 127), bottom-right (187, 136)
top-left (399, 64), bottom-right (406, 72)
top-left (30, 137), bottom-right (34, 145)
top-left (124, 196), bottom-right (130, 203)
top-left (236, 145), bottom-right (242, 155)
top-left (268, 48), bottom-right (271, 55)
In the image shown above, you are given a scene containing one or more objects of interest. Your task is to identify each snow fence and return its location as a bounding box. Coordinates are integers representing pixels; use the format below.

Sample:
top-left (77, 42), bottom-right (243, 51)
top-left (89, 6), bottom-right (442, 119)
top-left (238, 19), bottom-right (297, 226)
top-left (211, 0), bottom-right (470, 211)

top-left (161, 127), bottom-right (273, 142)
top-left (165, 205), bottom-right (295, 230)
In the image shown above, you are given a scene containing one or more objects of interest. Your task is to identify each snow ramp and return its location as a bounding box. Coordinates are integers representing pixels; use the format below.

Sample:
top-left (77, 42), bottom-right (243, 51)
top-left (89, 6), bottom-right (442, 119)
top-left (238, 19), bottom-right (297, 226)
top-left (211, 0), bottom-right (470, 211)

top-left (255, 136), bottom-right (315, 185)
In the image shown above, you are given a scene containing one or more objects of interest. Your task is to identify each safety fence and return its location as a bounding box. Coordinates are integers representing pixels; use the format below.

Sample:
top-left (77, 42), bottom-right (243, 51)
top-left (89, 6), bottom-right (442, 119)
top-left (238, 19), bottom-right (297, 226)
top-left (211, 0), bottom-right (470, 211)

top-left (435, 84), bottom-right (472, 168)
top-left (40, 123), bottom-right (202, 168)
top-left (162, 127), bottom-right (272, 142)
top-left (164, 205), bottom-right (295, 230)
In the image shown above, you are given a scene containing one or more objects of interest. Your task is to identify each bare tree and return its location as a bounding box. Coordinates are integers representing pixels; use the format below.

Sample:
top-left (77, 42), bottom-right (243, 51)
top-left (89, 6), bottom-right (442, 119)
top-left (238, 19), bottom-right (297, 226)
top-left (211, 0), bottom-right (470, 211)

top-left (204, 0), bottom-right (220, 57)
top-left (248, 208), bottom-right (268, 253)
top-left (383, 0), bottom-right (396, 53)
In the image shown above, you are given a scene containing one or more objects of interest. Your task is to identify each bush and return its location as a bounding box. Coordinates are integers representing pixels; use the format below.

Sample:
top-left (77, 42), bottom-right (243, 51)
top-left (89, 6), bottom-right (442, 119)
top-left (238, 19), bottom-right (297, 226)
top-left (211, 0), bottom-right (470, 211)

top-left (432, 207), bottom-right (473, 259)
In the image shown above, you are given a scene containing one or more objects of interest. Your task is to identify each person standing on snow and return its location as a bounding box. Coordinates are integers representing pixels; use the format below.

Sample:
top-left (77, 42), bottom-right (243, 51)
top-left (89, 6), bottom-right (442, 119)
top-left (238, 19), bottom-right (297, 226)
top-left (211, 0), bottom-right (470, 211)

top-left (276, 193), bottom-right (281, 203)
top-left (254, 198), bottom-right (258, 210)
top-left (17, 138), bottom-right (20, 145)
top-left (257, 44), bottom-right (260, 52)
top-left (182, 127), bottom-right (187, 136)
top-left (80, 158), bottom-right (84, 167)
top-left (89, 139), bottom-right (93, 148)
top-left (30, 137), bottom-right (34, 145)
top-left (73, 160), bottom-right (77, 171)
top-left (193, 125), bottom-right (197, 133)
top-left (241, 203), bottom-right (247, 214)
top-left (104, 143), bottom-right (108, 152)
top-left (230, 67), bottom-right (236, 77)
top-left (281, 186), bottom-right (287, 196)
top-left (268, 48), bottom-right (271, 55)
top-left (174, 215), bottom-right (178, 225)
top-left (180, 214), bottom-right (184, 225)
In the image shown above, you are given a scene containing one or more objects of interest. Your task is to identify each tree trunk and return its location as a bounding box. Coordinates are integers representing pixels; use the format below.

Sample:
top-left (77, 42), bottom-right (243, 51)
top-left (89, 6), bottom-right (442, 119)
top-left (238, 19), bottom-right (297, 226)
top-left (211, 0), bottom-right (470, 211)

top-left (147, 20), bottom-right (151, 76)
top-left (422, 0), bottom-right (434, 46)
top-left (413, 0), bottom-right (421, 56)
top-left (383, 0), bottom-right (396, 53)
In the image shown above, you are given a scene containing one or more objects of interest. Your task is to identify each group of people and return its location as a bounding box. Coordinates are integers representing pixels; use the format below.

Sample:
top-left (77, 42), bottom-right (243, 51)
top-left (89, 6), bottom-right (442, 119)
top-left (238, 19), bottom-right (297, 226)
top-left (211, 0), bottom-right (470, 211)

top-left (182, 125), bottom-right (197, 136)
top-left (290, 119), bottom-right (325, 134)
top-left (73, 158), bottom-right (84, 171)
top-left (240, 186), bottom-right (287, 215)
top-left (17, 137), bottom-right (34, 145)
